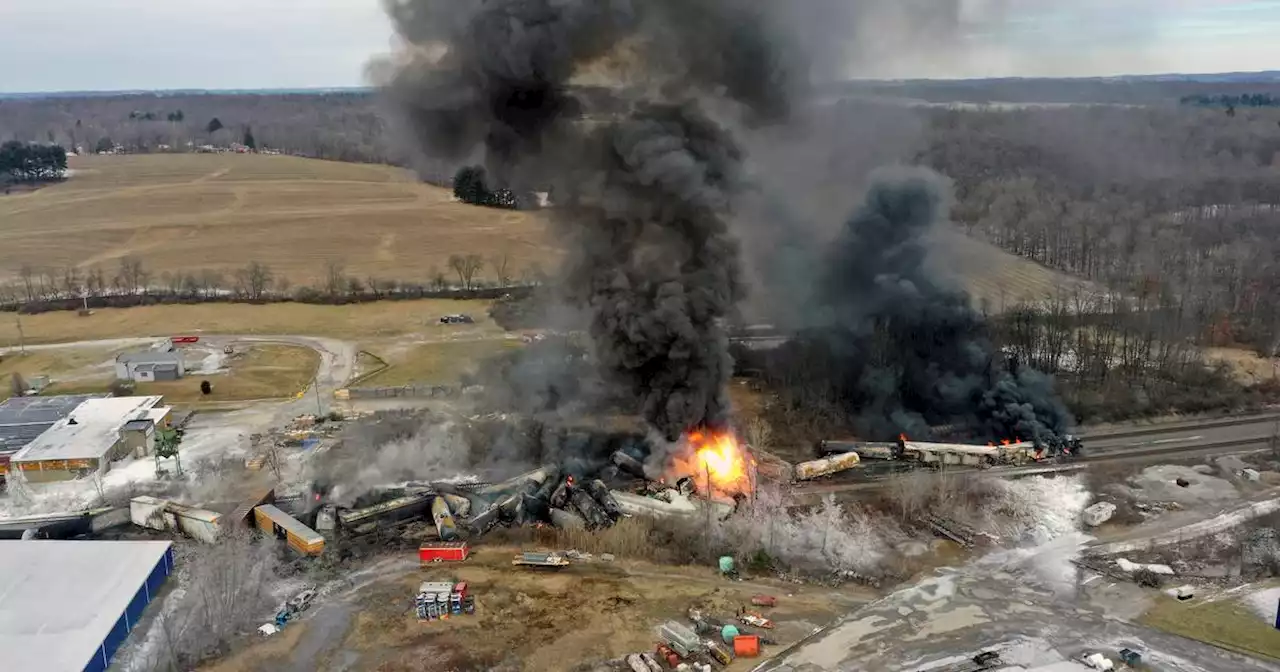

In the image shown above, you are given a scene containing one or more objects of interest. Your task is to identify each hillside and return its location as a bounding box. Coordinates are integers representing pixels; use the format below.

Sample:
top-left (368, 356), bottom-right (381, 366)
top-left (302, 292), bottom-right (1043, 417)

top-left (0, 153), bottom-right (1095, 309)
top-left (0, 154), bottom-right (560, 287)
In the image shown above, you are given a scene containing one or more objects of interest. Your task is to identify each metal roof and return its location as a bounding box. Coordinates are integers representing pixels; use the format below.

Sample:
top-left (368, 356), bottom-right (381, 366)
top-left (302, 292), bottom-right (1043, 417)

top-left (10, 396), bottom-right (164, 463)
top-left (0, 394), bottom-right (105, 454)
top-left (0, 539), bottom-right (173, 672)
top-left (117, 351), bottom-right (182, 365)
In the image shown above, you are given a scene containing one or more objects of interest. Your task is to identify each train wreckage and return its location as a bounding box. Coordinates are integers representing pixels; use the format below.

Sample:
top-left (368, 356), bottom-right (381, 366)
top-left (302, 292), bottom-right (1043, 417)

top-left (307, 451), bottom-right (747, 545)
top-left (293, 426), bottom-right (1085, 548)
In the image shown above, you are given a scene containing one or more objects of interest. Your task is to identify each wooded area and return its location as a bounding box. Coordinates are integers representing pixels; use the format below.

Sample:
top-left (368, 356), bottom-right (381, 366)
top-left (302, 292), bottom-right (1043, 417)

top-left (0, 140), bottom-right (66, 184)
top-left (4, 85), bottom-right (1279, 426)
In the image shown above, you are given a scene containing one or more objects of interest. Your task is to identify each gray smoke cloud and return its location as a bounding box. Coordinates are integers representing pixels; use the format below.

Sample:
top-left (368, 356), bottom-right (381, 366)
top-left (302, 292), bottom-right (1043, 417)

top-left (376, 0), bottom-right (795, 441)
top-left (769, 167), bottom-right (1072, 443)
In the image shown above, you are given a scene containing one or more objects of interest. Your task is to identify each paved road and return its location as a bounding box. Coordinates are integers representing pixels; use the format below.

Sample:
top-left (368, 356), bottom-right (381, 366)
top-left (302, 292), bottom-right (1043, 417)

top-left (755, 534), bottom-right (1280, 672)
top-left (1084, 412), bottom-right (1280, 453)
top-left (0, 334), bottom-right (357, 432)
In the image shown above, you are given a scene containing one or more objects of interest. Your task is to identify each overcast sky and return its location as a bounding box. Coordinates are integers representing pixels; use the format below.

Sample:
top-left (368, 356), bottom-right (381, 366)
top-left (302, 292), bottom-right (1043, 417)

top-left (1, 0), bottom-right (1278, 92)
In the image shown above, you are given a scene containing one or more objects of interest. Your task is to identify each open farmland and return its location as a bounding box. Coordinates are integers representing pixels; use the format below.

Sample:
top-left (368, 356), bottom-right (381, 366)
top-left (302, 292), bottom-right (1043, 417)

top-left (0, 153), bottom-right (561, 287)
top-left (0, 299), bottom-right (502, 348)
top-left (0, 153), bottom-right (1099, 312)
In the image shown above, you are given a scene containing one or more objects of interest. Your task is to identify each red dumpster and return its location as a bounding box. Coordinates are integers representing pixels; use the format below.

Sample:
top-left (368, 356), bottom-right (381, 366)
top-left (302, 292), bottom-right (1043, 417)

top-left (419, 542), bottom-right (469, 563)
top-left (750, 594), bottom-right (777, 607)
top-left (733, 635), bottom-right (760, 657)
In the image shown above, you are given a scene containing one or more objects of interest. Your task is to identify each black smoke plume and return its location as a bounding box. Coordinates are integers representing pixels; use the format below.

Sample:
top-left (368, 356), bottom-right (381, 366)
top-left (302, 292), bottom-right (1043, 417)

top-left (764, 168), bottom-right (1072, 443)
top-left (377, 0), bottom-right (793, 441)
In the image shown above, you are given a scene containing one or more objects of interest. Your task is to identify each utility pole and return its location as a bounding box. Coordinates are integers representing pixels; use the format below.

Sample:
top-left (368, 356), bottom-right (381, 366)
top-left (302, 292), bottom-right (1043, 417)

top-left (14, 314), bottom-right (25, 356)
top-left (313, 376), bottom-right (324, 417)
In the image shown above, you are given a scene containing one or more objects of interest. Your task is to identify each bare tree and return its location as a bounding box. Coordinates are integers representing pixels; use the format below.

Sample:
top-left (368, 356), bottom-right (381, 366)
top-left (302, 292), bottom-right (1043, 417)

top-left (428, 266), bottom-right (447, 292)
top-left (491, 253), bottom-right (512, 286)
top-left (60, 265), bottom-right (82, 299)
top-left (144, 529), bottom-right (279, 670)
top-left (262, 442), bottom-right (284, 481)
top-left (118, 256), bottom-right (148, 295)
top-left (85, 266), bottom-right (106, 297)
top-left (234, 261), bottom-right (273, 301)
top-left (17, 264), bottom-right (35, 303)
top-left (10, 372), bottom-right (28, 397)
top-left (198, 269), bottom-right (224, 299)
top-left (323, 260), bottom-right (345, 299)
top-left (448, 254), bottom-right (484, 290)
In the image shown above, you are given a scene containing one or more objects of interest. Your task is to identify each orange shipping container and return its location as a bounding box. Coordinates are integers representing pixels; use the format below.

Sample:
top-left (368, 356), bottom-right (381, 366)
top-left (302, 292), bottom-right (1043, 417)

top-left (733, 635), bottom-right (760, 658)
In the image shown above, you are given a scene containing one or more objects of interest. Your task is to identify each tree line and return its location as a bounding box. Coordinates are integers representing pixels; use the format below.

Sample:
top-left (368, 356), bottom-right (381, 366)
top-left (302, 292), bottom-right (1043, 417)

top-left (452, 165), bottom-right (521, 209)
top-left (0, 255), bottom-right (542, 315)
top-left (1181, 93), bottom-right (1280, 109)
top-left (0, 141), bottom-right (66, 184)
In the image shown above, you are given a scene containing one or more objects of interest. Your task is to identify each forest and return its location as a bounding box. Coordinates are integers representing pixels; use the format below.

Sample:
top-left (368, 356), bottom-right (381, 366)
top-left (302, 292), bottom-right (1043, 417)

top-left (3, 82), bottom-right (1279, 427)
top-left (0, 140), bottom-right (66, 184)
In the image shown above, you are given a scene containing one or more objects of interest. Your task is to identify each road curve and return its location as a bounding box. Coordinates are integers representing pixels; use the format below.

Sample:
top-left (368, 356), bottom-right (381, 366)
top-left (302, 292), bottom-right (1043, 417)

top-left (0, 334), bottom-right (357, 417)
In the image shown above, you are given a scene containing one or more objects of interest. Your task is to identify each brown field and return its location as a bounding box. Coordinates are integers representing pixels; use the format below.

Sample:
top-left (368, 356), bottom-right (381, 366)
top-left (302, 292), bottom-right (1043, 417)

top-left (360, 338), bottom-right (524, 387)
top-left (0, 153), bottom-right (1097, 313)
top-left (0, 299), bottom-right (502, 348)
top-left (44, 344), bottom-right (320, 403)
top-left (0, 154), bottom-right (560, 286)
top-left (200, 544), bottom-right (869, 672)
top-left (929, 227), bottom-right (1100, 310)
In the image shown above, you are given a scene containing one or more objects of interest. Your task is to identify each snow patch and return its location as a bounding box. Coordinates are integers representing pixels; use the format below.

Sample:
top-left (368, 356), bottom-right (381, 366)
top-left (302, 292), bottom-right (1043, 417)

top-left (1244, 586), bottom-right (1280, 626)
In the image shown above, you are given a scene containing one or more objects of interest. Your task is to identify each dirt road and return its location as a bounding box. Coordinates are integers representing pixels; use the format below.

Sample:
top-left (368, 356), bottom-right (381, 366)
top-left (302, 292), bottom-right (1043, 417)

top-left (202, 546), bottom-right (874, 672)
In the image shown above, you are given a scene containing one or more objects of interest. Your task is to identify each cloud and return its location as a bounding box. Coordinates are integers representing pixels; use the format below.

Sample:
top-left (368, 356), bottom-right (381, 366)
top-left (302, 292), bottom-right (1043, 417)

top-left (1, 0), bottom-right (1278, 91)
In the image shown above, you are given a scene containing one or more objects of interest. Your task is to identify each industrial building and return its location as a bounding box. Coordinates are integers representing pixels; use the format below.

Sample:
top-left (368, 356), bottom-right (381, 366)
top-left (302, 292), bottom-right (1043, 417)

top-left (0, 394), bottom-right (104, 484)
top-left (8, 395), bottom-right (168, 483)
top-left (0, 539), bottom-right (175, 672)
top-left (115, 350), bottom-right (185, 382)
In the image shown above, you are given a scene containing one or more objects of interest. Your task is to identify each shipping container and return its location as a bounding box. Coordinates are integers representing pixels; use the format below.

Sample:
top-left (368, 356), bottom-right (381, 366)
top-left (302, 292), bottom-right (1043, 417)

top-left (733, 635), bottom-right (760, 657)
top-left (130, 495), bottom-right (170, 531)
top-left (419, 542), bottom-right (470, 563)
top-left (254, 504), bottom-right (324, 555)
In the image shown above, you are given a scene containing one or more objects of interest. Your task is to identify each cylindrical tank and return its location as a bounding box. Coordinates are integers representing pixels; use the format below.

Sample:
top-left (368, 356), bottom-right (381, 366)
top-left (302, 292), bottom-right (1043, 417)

top-left (432, 497), bottom-right (459, 541)
top-left (793, 452), bottom-right (861, 481)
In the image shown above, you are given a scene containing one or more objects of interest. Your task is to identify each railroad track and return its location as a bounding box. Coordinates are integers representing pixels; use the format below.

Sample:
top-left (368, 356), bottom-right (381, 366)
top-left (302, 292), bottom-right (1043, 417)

top-left (1082, 412), bottom-right (1280, 441)
top-left (789, 433), bottom-right (1278, 499)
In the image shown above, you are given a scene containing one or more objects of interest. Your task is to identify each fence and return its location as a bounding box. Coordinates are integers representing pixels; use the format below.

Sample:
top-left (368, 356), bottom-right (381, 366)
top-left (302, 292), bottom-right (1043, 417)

top-left (339, 385), bottom-right (461, 400)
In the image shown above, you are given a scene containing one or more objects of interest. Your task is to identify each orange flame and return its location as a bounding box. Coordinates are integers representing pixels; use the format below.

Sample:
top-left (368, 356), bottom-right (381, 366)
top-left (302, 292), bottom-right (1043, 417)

top-left (668, 430), bottom-right (752, 498)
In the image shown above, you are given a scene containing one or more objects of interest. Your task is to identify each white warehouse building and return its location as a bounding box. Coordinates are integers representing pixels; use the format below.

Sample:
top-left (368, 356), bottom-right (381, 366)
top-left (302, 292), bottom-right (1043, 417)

top-left (115, 351), bottom-right (185, 382)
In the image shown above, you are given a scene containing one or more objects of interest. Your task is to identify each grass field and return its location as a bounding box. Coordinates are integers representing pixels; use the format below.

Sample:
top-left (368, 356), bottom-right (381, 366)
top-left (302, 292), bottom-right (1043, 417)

top-left (0, 299), bottom-right (502, 347)
top-left (0, 154), bottom-right (1099, 313)
top-left (0, 153), bottom-right (560, 287)
top-left (929, 227), bottom-right (1099, 310)
top-left (0, 346), bottom-right (125, 400)
top-left (1140, 590), bottom-right (1280, 661)
top-left (359, 338), bottom-right (524, 387)
top-left (43, 344), bottom-right (320, 403)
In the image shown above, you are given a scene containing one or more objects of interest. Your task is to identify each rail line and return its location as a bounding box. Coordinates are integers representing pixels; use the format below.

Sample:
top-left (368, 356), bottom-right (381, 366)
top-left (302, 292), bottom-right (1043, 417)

top-left (1082, 412), bottom-right (1280, 441)
top-left (789, 434), bottom-right (1277, 500)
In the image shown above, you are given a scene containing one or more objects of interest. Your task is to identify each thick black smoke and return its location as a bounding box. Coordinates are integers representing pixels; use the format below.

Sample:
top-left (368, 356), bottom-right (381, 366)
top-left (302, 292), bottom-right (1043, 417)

top-left (777, 167), bottom-right (1072, 443)
top-left (378, 0), bottom-right (791, 441)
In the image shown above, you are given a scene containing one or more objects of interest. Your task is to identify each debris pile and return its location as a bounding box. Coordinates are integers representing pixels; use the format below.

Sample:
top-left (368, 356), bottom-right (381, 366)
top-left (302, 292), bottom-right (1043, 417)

top-left (308, 428), bottom-right (765, 545)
